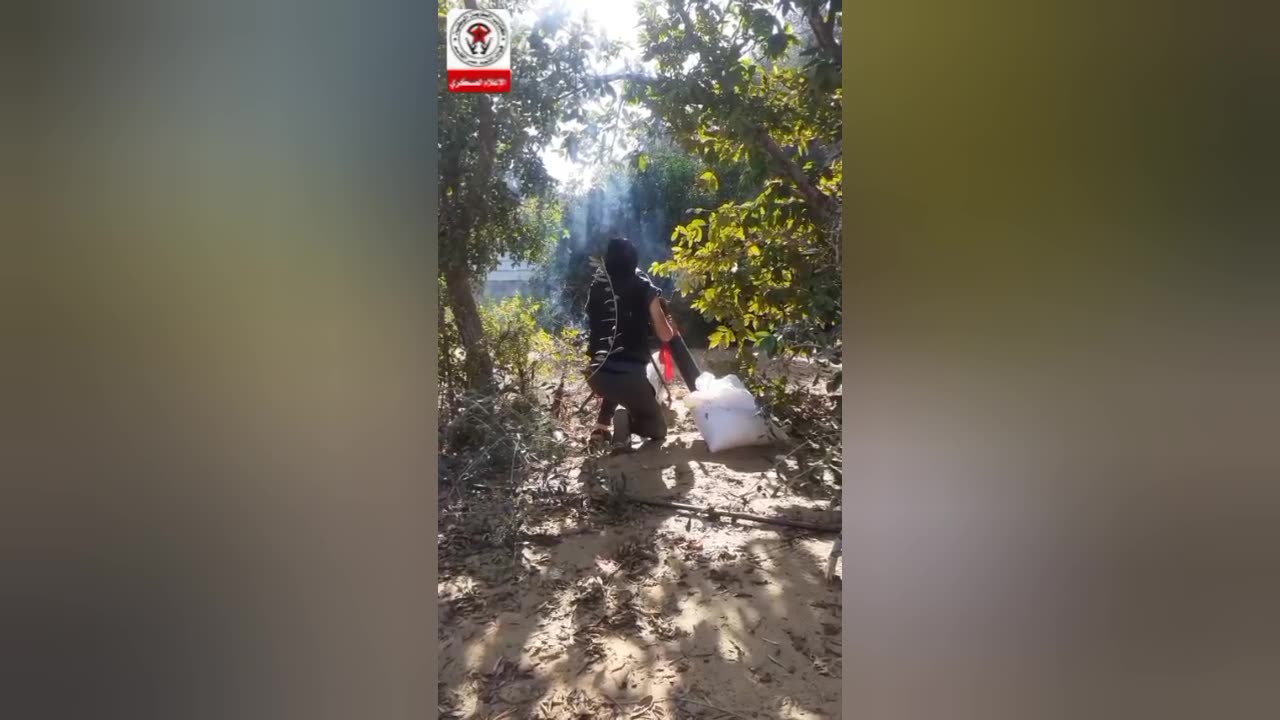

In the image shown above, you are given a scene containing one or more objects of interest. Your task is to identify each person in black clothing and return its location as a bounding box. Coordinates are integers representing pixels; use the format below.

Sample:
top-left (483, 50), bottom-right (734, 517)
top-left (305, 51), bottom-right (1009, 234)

top-left (585, 237), bottom-right (676, 450)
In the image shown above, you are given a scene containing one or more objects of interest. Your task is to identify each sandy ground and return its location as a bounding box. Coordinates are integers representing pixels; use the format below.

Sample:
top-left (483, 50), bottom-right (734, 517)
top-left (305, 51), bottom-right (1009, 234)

top-left (440, 353), bottom-right (842, 720)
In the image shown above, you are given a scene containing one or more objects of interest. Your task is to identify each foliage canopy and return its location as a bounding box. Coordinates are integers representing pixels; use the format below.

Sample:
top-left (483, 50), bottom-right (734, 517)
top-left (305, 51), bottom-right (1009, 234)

top-left (629, 0), bottom-right (843, 358)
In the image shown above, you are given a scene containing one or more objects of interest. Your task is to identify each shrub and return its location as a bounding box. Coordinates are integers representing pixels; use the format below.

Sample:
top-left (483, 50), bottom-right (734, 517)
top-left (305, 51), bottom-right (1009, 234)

top-left (438, 293), bottom-right (578, 495)
top-left (480, 295), bottom-right (552, 395)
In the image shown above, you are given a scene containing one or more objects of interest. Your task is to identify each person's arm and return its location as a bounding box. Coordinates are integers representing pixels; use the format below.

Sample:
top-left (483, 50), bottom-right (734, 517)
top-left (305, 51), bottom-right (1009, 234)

top-left (658, 298), bottom-right (680, 334)
top-left (648, 297), bottom-right (675, 342)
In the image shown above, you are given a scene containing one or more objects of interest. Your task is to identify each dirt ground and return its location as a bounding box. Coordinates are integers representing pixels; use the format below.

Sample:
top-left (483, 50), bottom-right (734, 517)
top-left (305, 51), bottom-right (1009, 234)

top-left (439, 352), bottom-right (842, 720)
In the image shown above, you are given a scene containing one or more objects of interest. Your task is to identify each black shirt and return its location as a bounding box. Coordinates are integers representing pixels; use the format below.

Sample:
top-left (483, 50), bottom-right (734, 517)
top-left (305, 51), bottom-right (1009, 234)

top-left (586, 270), bottom-right (661, 370)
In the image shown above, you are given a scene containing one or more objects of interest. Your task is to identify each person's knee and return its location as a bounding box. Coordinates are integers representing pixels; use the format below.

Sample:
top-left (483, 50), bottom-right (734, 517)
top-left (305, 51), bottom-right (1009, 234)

top-left (641, 415), bottom-right (667, 441)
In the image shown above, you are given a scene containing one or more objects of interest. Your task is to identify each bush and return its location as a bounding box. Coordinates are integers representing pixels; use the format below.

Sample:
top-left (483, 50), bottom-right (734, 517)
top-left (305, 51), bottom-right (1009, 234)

top-left (438, 388), bottom-right (565, 489)
top-left (734, 350), bottom-right (843, 501)
top-left (438, 293), bottom-right (581, 494)
top-left (481, 295), bottom-right (552, 395)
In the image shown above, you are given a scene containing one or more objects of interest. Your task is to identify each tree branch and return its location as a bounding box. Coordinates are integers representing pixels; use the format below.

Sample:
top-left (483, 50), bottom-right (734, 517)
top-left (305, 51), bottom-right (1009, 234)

top-left (672, 4), bottom-right (834, 222)
top-left (758, 131), bottom-right (834, 223)
top-left (553, 72), bottom-right (658, 102)
top-left (803, 1), bottom-right (841, 62)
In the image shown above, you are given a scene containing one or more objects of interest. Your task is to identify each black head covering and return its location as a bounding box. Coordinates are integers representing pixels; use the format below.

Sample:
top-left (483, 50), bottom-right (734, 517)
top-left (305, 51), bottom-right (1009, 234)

top-left (604, 237), bottom-right (638, 280)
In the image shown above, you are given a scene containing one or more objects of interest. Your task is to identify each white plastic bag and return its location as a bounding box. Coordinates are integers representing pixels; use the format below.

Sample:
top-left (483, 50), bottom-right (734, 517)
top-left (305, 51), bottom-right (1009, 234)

top-left (684, 373), bottom-right (774, 452)
top-left (646, 352), bottom-right (670, 405)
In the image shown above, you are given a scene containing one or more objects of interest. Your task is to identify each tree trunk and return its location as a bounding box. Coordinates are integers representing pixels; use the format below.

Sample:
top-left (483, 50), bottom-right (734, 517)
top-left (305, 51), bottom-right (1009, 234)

top-left (442, 0), bottom-right (497, 393)
top-left (444, 266), bottom-right (495, 391)
top-left (802, 0), bottom-right (841, 61)
top-left (758, 131), bottom-right (835, 224)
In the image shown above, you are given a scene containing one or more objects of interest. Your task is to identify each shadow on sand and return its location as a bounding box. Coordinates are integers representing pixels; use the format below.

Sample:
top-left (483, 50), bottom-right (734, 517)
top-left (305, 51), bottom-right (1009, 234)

top-left (439, 429), bottom-right (841, 719)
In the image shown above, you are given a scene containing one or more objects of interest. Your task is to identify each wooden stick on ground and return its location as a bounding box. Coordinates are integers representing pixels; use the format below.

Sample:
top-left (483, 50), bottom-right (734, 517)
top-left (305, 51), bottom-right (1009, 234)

top-left (622, 494), bottom-right (840, 533)
top-left (674, 693), bottom-right (751, 720)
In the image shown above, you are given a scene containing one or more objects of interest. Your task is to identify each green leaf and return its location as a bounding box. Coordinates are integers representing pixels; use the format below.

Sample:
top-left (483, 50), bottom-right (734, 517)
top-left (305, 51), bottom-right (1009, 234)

top-left (699, 170), bottom-right (720, 192)
top-left (766, 32), bottom-right (790, 58)
top-left (750, 8), bottom-right (776, 37)
top-left (637, 153), bottom-right (648, 171)
top-left (757, 334), bottom-right (779, 358)
top-left (814, 63), bottom-right (841, 93)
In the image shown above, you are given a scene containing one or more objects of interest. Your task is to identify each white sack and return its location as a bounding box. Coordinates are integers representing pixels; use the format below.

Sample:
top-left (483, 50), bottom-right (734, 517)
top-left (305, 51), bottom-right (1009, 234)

top-left (646, 352), bottom-right (670, 405)
top-left (684, 372), bottom-right (774, 453)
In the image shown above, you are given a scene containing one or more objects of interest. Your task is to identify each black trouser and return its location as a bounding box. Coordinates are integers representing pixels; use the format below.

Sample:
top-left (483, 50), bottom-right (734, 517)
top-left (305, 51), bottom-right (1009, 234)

top-left (588, 363), bottom-right (666, 441)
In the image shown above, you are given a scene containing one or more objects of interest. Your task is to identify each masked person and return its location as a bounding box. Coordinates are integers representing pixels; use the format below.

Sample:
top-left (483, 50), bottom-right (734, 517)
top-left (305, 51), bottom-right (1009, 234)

top-left (585, 237), bottom-right (676, 451)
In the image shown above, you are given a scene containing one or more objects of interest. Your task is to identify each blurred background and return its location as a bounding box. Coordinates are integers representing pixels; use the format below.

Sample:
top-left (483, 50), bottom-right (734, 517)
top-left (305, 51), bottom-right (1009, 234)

top-left (846, 1), bottom-right (1280, 717)
top-left (3, 1), bottom-right (437, 718)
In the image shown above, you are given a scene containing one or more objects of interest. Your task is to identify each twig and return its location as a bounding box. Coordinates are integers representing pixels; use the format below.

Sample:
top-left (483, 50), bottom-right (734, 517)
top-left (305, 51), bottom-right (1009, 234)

top-left (767, 653), bottom-right (789, 671)
top-left (603, 694), bottom-right (656, 707)
top-left (489, 707), bottom-right (518, 720)
top-left (575, 391), bottom-right (598, 416)
top-left (622, 495), bottom-right (840, 533)
top-left (674, 692), bottom-right (751, 720)
top-left (775, 439), bottom-right (814, 465)
top-left (647, 350), bottom-right (672, 406)
top-left (681, 650), bottom-right (715, 659)
top-left (732, 440), bottom-right (813, 502)
top-left (586, 257), bottom-right (622, 382)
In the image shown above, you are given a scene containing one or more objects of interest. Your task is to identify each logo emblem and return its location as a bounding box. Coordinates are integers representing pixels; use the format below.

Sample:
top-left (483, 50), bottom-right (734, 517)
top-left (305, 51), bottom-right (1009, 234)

top-left (447, 9), bottom-right (512, 92)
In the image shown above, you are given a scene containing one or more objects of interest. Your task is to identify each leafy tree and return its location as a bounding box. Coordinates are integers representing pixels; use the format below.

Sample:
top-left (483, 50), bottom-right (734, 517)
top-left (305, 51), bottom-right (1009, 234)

top-left (437, 0), bottom-right (621, 389)
top-left (625, 0), bottom-right (843, 361)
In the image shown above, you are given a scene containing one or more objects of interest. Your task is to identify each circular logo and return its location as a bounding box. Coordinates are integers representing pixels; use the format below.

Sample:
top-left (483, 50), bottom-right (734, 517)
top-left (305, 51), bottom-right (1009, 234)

top-left (449, 10), bottom-right (508, 68)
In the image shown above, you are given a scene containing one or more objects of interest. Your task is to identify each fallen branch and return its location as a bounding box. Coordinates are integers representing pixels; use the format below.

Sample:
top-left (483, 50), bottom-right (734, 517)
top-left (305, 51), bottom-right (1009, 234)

top-left (674, 692), bottom-right (751, 720)
top-left (621, 494), bottom-right (840, 533)
top-left (680, 650), bottom-right (715, 660)
top-left (603, 693), bottom-right (655, 707)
